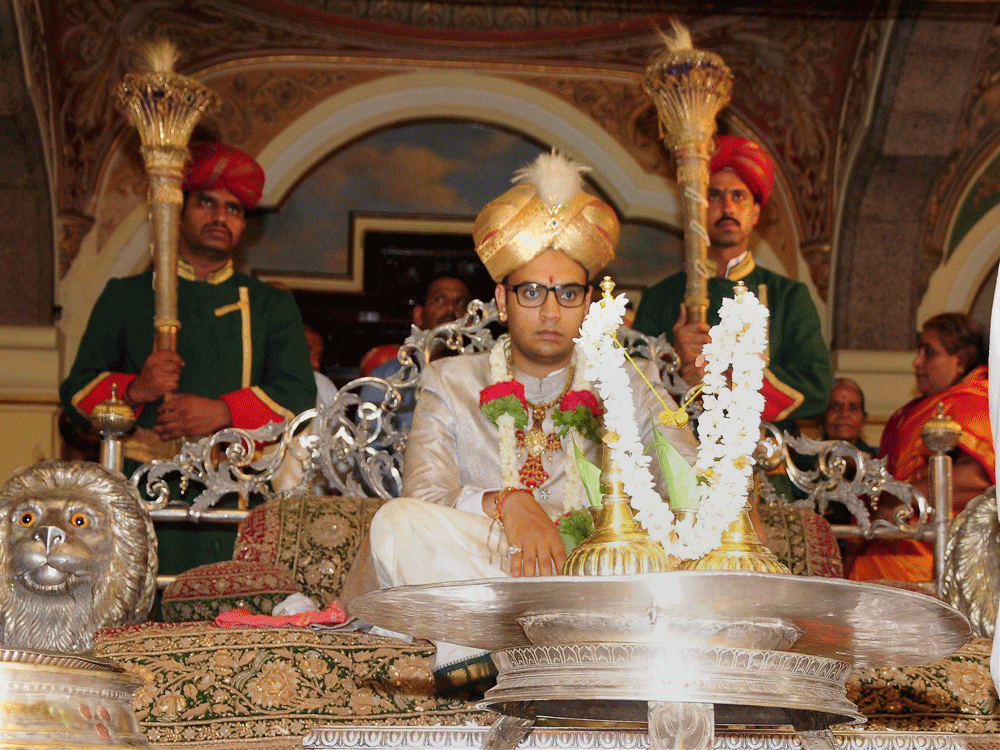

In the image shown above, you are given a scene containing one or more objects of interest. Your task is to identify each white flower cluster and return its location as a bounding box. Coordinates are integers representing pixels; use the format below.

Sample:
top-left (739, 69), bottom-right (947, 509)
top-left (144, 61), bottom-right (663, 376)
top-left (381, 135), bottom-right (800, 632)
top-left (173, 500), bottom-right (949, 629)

top-left (575, 283), bottom-right (769, 560)
top-left (687, 286), bottom-right (770, 557)
top-left (575, 293), bottom-right (675, 536)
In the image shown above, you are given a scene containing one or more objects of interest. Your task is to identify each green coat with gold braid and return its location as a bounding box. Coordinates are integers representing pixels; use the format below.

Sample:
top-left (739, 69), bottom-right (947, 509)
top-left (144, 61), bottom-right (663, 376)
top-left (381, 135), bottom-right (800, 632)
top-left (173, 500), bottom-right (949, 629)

top-left (632, 254), bottom-right (833, 428)
top-left (60, 259), bottom-right (317, 576)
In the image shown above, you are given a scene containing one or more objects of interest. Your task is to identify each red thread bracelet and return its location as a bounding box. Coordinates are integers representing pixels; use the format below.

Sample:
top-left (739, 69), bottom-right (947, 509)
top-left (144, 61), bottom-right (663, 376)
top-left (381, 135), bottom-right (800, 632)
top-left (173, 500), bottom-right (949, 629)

top-left (494, 486), bottom-right (520, 522)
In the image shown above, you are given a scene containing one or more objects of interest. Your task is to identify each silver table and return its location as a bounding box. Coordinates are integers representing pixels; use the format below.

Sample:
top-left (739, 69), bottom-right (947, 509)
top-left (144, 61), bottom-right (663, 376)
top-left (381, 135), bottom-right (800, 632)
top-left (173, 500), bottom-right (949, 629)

top-left (351, 572), bottom-right (971, 750)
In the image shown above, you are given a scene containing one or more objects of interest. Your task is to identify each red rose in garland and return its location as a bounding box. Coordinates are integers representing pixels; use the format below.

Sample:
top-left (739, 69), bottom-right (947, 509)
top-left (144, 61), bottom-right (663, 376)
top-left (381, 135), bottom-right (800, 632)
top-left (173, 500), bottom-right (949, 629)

top-left (553, 390), bottom-right (604, 442)
top-left (480, 380), bottom-right (529, 430)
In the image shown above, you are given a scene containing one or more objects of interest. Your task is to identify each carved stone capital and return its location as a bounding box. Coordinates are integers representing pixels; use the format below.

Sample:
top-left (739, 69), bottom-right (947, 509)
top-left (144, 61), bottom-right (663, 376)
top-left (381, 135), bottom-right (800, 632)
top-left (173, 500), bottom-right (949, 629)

top-left (58, 213), bottom-right (95, 278)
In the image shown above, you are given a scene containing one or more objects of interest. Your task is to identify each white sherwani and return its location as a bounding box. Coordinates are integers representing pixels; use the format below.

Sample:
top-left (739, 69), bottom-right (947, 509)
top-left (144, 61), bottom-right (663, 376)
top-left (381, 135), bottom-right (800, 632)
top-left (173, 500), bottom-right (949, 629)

top-left (370, 349), bottom-right (698, 672)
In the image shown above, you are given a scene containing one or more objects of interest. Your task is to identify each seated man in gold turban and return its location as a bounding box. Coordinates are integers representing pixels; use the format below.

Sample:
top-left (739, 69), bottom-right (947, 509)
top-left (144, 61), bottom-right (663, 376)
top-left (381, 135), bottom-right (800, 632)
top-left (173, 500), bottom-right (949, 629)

top-left (369, 151), bottom-right (698, 688)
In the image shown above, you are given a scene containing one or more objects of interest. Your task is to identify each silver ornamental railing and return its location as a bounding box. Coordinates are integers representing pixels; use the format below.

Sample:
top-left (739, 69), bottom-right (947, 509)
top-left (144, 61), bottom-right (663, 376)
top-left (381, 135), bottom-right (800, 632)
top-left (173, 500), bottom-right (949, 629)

top-left (93, 299), bottom-right (966, 597)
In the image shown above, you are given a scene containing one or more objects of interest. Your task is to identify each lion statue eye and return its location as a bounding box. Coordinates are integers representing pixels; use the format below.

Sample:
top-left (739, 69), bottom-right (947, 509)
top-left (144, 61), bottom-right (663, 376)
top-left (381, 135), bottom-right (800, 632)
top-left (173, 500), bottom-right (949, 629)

top-left (17, 511), bottom-right (35, 527)
top-left (70, 513), bottom-right (89, 529)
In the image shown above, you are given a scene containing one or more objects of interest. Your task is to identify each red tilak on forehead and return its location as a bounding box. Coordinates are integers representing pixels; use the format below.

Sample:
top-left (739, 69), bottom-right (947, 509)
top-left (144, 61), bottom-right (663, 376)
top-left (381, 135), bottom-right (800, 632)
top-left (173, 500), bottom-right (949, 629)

top-left (549, 275), bottom-right (554, 284)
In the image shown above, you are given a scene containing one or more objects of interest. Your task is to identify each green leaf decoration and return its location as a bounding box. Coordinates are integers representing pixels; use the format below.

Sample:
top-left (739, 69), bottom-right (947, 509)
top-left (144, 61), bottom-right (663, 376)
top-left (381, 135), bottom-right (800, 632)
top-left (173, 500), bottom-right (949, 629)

top-left (573, 437), bottom-right (604, 508)
top-left (480, 395), bottom-right (529, 430)
top-left (557, 508), bottom-right (595, 555)
top-left (650, 415), bottom-right (700, 510)
top-left (553, 405), bottom-right (603, 442)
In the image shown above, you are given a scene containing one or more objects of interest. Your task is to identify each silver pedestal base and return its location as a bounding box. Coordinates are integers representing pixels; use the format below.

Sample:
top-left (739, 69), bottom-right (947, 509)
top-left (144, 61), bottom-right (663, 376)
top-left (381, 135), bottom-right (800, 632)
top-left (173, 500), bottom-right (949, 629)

top-left (483, 643), bottom-right (860, 727)
top-left (302, 725), bottom-right (991, 750)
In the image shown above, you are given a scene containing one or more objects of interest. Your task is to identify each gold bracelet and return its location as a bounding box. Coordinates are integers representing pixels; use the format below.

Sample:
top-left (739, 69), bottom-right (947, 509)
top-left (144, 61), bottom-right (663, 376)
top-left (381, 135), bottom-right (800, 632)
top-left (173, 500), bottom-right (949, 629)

top-left (494, 486), bottom-right (520, 522)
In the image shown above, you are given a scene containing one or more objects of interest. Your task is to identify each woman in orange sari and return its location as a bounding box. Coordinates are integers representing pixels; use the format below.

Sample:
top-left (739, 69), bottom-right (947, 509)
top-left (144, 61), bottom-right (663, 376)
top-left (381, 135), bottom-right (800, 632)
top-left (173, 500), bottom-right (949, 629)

top-left (848, 313), bottom-right (994, 583)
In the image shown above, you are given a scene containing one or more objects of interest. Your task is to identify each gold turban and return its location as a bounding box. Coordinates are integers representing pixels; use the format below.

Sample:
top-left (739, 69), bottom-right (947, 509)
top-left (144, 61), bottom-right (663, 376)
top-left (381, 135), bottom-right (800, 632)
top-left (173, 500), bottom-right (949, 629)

top-left (473, 152), bottom-right (620, 282)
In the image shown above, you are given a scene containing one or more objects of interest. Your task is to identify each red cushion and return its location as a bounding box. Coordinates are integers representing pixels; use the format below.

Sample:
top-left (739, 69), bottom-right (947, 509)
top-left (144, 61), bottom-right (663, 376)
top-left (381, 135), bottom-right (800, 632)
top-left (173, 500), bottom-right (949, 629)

top-left (161, 560), bottom-right (300, 622)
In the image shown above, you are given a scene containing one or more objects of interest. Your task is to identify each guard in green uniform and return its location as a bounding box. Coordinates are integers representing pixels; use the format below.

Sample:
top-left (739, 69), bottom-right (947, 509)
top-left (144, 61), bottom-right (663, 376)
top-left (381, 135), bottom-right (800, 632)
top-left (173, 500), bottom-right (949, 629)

top-left (633, 136), bottom-right (832, 428)
top-left (60, 143), bottom-right (316, 575)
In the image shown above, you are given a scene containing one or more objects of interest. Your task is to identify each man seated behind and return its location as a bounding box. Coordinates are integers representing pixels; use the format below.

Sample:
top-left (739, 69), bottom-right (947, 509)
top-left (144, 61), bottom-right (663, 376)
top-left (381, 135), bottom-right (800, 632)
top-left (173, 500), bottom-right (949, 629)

top-left (796, 378), bottom-right (875, 551)
top-left (823, 378), bottom-right (875, 453)
top-left (361, 275), bottom-right (471, 431)
top-left (369, 152), bottom-right (698, 687)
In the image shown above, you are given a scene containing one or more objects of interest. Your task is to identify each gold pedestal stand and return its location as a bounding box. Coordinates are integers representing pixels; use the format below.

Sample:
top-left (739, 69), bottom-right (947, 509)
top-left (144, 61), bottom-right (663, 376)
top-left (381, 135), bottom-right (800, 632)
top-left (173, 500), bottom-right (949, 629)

top-left (679, 503), bottom-right (790, 574)
top-left (564, 448), bottom-right (673, 575)
top-left (564, 451), bottom-right (788, 575)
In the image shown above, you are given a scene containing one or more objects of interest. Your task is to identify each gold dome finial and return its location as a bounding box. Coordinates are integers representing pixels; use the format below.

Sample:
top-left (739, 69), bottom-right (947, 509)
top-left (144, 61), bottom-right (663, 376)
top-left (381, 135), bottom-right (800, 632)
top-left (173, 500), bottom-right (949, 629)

top-left (600, 276), bottom-right (615, 300)
top-left (922, 402), bottom-right (962, 454)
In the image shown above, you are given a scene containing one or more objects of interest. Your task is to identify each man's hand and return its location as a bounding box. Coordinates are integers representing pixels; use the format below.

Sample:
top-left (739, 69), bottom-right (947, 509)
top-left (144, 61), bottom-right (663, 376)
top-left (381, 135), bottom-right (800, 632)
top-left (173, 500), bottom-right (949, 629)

top-left (154, 393), bottom-right (232, 440)
top-left (672, 305), bottom-right (711, 386)
top-left (126, 350), bottom-right (184, 405)
top-left (499, 490), bottom-right (566, 577)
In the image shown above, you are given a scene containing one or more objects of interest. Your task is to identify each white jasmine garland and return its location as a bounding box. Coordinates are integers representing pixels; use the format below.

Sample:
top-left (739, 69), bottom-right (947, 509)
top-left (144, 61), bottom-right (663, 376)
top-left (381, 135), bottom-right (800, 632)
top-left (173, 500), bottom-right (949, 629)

top-left (688, 288), bottom-right (769, 556)
top-left (576, 293), bottom-right (673, 536)
top-left (575, 284), bottom-right (769, 559)
top-left (497, 413), bottom-right (518, 487)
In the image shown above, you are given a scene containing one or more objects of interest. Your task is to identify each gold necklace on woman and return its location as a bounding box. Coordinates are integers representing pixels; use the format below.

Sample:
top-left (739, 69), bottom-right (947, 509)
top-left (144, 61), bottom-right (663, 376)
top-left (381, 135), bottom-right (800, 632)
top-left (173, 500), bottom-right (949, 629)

top-left (506, 347), bottom-right (575, 489)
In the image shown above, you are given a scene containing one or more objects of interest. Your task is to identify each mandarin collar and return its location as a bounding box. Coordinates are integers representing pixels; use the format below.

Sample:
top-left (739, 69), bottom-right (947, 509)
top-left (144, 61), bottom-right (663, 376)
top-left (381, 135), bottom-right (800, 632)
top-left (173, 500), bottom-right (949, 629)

top-left (177, 258), bottom-right (234, 284)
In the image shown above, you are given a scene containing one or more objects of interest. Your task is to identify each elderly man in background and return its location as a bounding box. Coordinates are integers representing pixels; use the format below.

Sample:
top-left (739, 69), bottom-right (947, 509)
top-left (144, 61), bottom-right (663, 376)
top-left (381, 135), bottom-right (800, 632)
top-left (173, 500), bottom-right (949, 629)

top-left (60, 142), bottom-right (316, 574)
top-left (633, 136), bottom-right (832, 430)
top-left (823, 377), bottom-right (875, 454)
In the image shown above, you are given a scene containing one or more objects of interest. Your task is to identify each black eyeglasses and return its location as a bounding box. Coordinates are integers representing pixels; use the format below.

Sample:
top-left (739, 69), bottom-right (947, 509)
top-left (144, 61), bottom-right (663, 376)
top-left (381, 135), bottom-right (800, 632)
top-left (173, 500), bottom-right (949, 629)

top-left (505, 282), bottom-right (588, 308)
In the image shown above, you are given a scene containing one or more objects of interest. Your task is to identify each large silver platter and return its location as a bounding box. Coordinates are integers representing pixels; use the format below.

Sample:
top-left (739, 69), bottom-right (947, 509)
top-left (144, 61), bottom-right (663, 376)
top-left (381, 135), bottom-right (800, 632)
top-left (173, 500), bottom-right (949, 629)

top-left (303, 725), bottom-right (997, 750)
top-left (351, 571), bottom-right (970, 666)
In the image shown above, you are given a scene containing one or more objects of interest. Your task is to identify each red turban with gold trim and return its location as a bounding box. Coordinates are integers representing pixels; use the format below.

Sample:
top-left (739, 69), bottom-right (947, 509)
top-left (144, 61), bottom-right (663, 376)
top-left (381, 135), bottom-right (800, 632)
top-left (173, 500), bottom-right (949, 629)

top-left (183, 143), bottom-right (265, 209)
top-left (709, 136), bottom-right (775, 206)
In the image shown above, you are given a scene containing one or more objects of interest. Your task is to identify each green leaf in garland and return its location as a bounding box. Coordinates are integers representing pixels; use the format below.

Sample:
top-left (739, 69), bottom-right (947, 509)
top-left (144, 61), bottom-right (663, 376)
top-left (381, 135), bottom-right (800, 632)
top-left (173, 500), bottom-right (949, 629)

top-left (573, 437), bottom-right (604, 508)
top-left (557, 508), bottom-right (595, 555)
top-left (554, 405), bottom-right (603, 442)
top-left (480, 395), bottom-right (529, 430)
top-left (650, 414), bottom-right (699, 510)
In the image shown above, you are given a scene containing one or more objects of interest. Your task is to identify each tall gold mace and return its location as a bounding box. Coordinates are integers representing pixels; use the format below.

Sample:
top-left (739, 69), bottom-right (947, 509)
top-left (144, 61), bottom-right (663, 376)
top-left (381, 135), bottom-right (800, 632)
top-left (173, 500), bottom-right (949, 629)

top-left (644, 20), bottom-right (733, 324)
top-left (115, 41), bottom-right (220, 353)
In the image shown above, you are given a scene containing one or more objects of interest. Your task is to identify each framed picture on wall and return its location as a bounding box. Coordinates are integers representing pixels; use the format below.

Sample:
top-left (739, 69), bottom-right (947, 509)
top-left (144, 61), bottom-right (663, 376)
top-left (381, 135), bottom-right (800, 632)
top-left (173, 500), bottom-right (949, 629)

top-left (352, 213), bottom-right (494, 316)
top-left (251, 212), bottom-right (489, 296)
top-left (253, 243), bottom-right (366, 294)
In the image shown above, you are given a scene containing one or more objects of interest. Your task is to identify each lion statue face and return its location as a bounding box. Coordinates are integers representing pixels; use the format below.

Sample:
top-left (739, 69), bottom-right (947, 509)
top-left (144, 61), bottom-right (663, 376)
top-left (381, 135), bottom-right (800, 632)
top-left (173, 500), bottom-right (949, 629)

top-left (0, 461), bottom-right (157, 653)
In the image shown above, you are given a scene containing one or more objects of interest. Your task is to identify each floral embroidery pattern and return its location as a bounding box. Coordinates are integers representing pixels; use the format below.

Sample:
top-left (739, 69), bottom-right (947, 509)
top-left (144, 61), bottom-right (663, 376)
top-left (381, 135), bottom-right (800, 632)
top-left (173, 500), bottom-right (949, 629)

top-left (94, 622), bottom-right (488, 744)
top-left (847, 637), bottom-right (999, 734)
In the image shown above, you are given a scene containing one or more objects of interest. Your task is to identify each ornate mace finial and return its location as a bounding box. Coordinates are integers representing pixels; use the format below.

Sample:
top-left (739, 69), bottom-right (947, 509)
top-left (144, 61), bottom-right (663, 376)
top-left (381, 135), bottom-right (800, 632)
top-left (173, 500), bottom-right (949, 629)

top-left (644, 19), bottom-right (733, 325)
top-left (115, 39), bottom-right (220, 353)
top-left (921, 402), bottom-right (962, 455)
top-left (90, 384), bottom-right (136, 475)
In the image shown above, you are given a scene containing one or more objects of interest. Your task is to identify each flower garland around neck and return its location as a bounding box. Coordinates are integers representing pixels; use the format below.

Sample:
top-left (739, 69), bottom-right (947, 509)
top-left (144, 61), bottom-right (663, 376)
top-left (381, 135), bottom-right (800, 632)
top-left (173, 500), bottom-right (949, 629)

top-left (479, 334), bottom-right (601, 513)
top-left (576, 280), bottom-right (768, 559)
